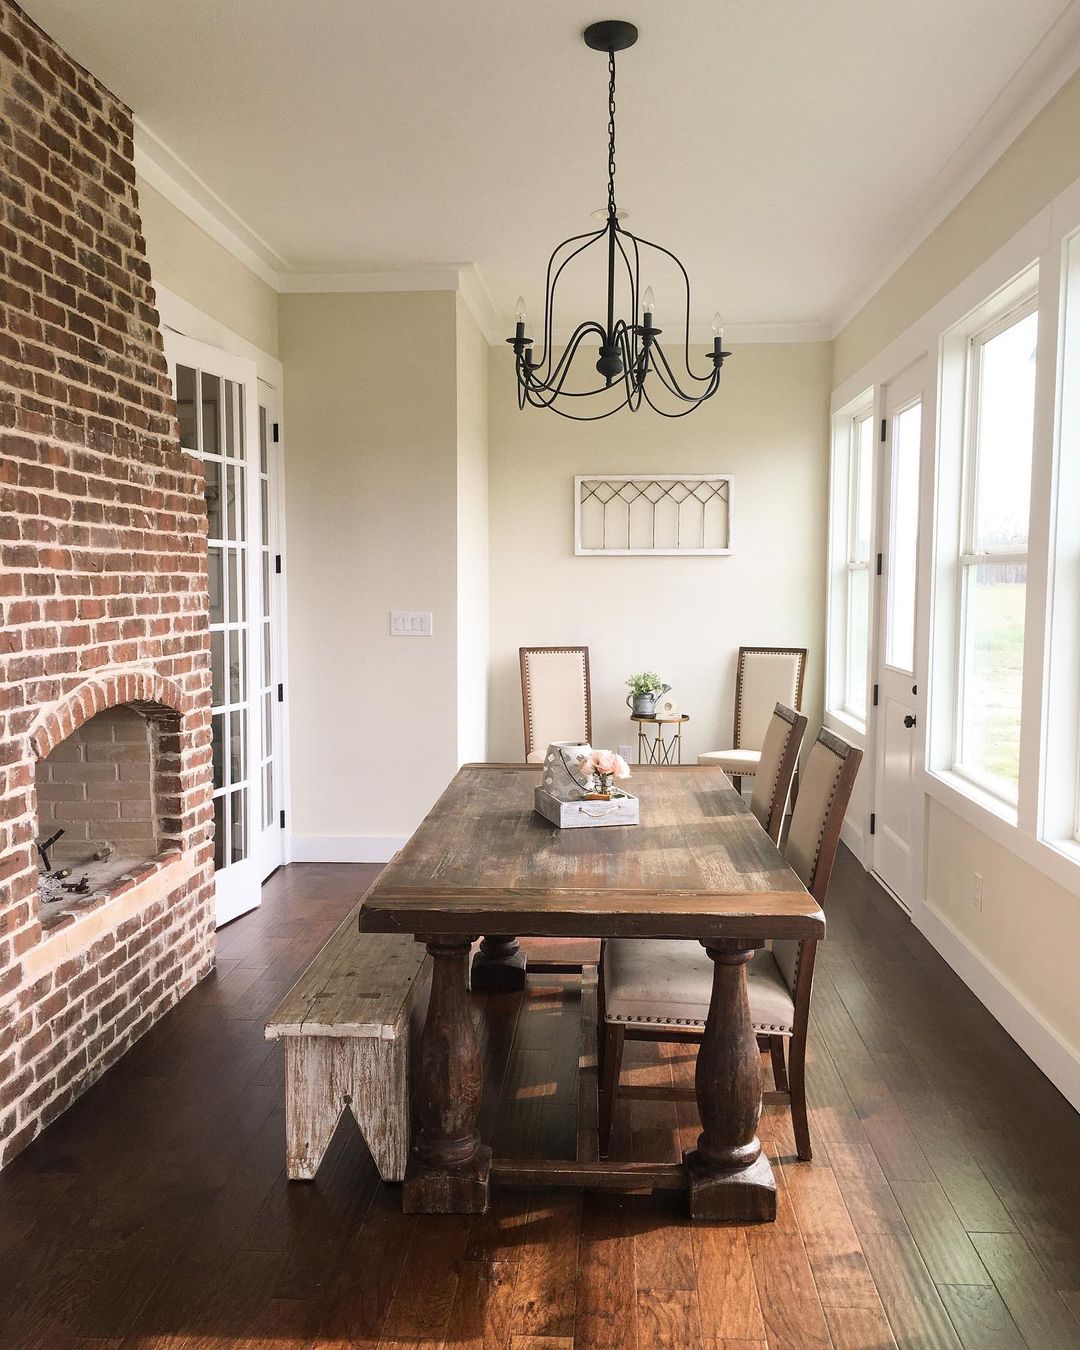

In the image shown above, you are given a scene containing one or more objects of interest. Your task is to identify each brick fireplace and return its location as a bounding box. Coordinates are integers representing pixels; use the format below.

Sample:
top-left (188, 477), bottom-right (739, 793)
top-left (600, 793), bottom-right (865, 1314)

top-left (0, 0), bottom-right (215, 1167)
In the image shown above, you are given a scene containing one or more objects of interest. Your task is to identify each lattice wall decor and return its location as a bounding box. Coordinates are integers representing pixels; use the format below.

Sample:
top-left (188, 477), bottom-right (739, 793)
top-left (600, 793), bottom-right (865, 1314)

top-left (574, 475), bottom-right (734, 555)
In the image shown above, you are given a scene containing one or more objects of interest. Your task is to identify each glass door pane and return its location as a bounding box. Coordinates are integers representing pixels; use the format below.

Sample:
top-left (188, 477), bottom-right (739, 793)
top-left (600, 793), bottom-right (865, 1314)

top-left (885, 401), bottom-right (921, 673)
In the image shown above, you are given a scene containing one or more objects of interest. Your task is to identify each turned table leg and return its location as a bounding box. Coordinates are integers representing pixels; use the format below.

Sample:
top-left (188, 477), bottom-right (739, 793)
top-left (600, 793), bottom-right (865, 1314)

top-left (683, 937), bottom-right (777, 1222)
top-left (471, 934), bottom-right (527, 992)
top-left (403, 934), bottom-right (490, 1214)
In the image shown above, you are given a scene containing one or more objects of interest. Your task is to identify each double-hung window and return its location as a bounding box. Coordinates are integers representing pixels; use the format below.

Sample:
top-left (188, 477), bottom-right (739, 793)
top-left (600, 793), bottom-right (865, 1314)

top-left (953, 300), bottom-right (1038, 802)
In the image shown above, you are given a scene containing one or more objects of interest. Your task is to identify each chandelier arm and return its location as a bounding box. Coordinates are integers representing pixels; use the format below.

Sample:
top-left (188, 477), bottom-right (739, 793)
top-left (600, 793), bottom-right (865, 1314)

top-left (615, 324), bottom-right (646, 409)
top-left (649, 341), bottom-right (721, 403)
top-left (535, 226), bottom-right (607, 369)
top-left (522, 320), bottom-right (610, 398)
top-left (522, 349), bottom-right (637, 417)
top-left (624, 229), bottom-right (717, 383)
top-left (518, 324), bottom-right (620, 405)
top-left (641, 373), bottom-right (719, 417)
top-left (532, 389), bottom-right (638, 421)
top-left (646, 342), bottom-right (701, 400)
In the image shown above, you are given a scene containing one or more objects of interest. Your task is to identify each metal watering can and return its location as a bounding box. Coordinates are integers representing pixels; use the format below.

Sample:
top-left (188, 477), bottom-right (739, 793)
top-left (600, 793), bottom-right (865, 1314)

top-left (627, 684), bottom-right (671, 717)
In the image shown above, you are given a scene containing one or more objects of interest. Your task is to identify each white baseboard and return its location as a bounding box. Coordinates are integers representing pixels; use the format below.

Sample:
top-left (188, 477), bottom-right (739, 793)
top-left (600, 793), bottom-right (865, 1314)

top-left (288, 835), bottom-right (408, 864)
top-left (841, 817), bottom-right (867, 867)
top-left (917, 900), bottom-right (1080, 1114)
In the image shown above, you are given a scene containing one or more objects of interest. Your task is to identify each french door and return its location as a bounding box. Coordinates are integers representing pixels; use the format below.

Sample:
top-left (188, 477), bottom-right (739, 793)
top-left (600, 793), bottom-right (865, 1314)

top-left (165, 332), bottom-right (286, 925)
top-left (871, 360), bottom-right (925, 908)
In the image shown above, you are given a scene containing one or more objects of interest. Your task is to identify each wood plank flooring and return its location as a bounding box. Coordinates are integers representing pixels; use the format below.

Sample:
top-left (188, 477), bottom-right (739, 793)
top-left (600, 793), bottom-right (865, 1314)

top-left (1, 850), bottom-right (1079, 1348)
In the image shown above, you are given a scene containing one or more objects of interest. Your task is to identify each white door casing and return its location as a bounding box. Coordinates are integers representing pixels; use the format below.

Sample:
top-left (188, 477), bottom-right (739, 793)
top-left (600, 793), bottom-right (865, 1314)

top-left (164, 331), bottom-right (285, 925)
top-left (871, 359), bottom-right (927, 909)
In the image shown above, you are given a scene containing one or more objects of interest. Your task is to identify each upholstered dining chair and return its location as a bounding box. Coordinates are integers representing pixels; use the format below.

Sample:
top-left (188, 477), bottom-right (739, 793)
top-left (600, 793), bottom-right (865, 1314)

top-left (748, 703), bottom-right (808, 843)
top-left (597, 727), bottom-right (862, 1162)
top-left (520, 646), bottom-right (592, 763)
top-left (698, 646), bottom-right (807, 792)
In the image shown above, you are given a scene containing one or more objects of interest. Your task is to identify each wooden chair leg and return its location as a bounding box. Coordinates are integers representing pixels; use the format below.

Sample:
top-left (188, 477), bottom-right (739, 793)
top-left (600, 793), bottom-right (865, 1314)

top-left (598, 1022), bottom-right (625, 1158)
top-left (769, 1035), bottom-right (789, 1094)
top-left (733, 775), bottom-right (742, 794)
top-left (788, 1032), bottom-right (812, 1161)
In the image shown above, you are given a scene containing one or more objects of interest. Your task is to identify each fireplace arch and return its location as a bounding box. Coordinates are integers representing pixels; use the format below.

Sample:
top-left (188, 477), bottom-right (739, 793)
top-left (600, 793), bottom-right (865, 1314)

top-left (29, 672), bottom-right (195, 929)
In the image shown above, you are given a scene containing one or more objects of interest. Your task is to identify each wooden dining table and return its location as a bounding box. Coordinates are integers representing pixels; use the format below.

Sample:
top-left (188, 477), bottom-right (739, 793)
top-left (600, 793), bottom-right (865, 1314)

top-left (358, 762), bottom-right (824, 1223)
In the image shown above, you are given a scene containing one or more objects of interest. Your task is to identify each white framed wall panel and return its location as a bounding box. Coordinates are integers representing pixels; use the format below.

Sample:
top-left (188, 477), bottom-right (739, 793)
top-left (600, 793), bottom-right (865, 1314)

top-left (574, 474), bottom-right (734, 556)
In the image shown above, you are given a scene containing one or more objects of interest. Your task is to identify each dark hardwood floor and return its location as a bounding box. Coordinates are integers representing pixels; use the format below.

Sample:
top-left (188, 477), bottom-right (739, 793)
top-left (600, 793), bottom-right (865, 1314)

top-left (2, 851), bottom-right (1079, 1349)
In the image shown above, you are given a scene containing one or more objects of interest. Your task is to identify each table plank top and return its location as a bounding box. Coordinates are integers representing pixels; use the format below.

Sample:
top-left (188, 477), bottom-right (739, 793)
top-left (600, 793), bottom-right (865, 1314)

top-left (359, 764), bottom-right (824, 941)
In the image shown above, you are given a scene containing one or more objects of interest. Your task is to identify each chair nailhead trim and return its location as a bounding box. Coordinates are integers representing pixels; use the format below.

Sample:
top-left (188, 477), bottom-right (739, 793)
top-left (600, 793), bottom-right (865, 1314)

top-left (608, 1013), bottom-right (792, 1032)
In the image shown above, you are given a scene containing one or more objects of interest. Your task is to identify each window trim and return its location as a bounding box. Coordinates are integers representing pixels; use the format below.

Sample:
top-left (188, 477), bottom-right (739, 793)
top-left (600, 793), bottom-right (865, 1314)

top-left (1038, 227), bottom-right (1080, 856)
top-left (930, 277), bottom-right (1039, 815)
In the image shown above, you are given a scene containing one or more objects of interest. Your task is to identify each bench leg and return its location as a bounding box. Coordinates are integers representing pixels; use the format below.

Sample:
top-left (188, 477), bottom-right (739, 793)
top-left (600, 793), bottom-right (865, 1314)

top-left (348, 1035), bottom-right (410, 1182)
top-left (284, 1035), bottom-right (411, 1184)
top-left (284, 1038), bottom-right (341, 1181)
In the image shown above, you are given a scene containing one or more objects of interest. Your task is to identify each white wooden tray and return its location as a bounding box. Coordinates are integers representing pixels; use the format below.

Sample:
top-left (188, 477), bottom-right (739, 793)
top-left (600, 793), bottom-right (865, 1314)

top-left (533, 786), bottom-right (639, 829)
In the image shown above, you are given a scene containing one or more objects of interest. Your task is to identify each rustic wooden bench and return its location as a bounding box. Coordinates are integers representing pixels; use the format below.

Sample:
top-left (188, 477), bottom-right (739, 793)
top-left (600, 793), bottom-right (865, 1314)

top-left (265, 902), bottom-right (430, 1183)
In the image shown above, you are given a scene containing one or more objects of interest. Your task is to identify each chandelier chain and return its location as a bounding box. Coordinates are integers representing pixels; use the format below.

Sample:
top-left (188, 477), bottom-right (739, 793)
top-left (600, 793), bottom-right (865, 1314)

top-left (607, 49), bottom-right (617, 219)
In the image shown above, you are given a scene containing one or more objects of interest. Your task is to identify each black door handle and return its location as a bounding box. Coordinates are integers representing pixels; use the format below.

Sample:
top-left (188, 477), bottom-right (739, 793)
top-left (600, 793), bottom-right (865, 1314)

top-left (904, 714), bottom-right (917, 729)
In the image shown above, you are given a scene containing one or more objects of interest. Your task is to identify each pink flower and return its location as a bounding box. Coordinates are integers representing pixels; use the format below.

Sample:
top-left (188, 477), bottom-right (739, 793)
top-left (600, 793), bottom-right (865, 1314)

top-left (595, 749), bottom-right (617, 776)
top-left (613, 754), bottom-right (631, 779)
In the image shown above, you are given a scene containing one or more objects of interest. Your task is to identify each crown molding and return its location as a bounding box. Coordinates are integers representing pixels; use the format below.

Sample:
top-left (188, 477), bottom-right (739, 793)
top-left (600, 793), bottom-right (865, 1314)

top-left (830, 0), bottom-right (1080, 338)
top-left (133, 120), bottom-right (288, 288)
top-left (275, 266), bottom-right (461, 294)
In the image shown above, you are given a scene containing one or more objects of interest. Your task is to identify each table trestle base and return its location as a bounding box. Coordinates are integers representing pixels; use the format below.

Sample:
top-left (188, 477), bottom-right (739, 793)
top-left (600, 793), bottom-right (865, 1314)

top-left (684, 1148), bottom-right (777, 1222)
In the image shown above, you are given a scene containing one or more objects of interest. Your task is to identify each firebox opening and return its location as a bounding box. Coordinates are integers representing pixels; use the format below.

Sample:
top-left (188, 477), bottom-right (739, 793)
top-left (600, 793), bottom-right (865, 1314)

top-left (33, 705), bottom-right (165, 923)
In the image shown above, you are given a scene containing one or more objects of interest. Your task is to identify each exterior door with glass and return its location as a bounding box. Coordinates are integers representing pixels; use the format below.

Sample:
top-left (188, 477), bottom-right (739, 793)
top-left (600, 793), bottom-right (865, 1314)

top-left (872, 360), bottom-right (925, 908)
top-left (165, 332), bottom-right (285, 925)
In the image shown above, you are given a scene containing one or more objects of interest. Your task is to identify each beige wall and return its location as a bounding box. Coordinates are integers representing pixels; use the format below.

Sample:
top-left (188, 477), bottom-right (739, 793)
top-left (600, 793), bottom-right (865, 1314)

top-left (926, 802), bottom-right (1080, 1054)
top-left (455, 298), bottom-right (490, 764)
top-left (487, 342), bottom-right (833, 764)
top-left (834, 68), bottom-right (1080, 385)
top-left (138, 179), bottom-right (280, 357)
top-left (280, 291), bottom-right (462, 845)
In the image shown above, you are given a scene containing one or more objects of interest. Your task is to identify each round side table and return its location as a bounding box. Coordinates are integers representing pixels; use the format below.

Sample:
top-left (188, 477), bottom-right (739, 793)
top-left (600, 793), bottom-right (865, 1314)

top-left (631, 713), bottom-right (690, 766)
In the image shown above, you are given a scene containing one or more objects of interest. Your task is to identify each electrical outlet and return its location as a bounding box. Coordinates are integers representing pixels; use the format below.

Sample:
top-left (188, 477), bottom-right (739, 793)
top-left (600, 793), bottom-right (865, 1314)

top-left (973, 872), bottom-right (983, 912)
top-left (618, 744), bottom-right (633, 764)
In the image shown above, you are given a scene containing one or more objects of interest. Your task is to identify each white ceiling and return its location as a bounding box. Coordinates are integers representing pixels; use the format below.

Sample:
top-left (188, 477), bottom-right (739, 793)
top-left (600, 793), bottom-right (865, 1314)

top-left (21, 0), bottom-right (1080, 333)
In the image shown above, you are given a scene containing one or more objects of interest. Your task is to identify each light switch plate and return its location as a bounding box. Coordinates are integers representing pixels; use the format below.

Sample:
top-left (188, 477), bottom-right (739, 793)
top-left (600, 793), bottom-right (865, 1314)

top-left (390, 611), bottom-right (433, 637)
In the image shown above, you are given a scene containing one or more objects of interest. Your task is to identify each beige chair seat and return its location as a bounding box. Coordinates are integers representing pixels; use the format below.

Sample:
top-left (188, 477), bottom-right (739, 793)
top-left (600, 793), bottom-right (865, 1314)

top-left (697, 748), bottom-right (762, 775)
top-left (602, 938), bottom-right (795, 1035)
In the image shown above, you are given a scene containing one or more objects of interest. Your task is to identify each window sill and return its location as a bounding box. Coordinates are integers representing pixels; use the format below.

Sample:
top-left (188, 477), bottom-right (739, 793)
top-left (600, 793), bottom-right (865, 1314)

top-left (924, 768), bottom-right (1080, 899)
top-left (824, 708), bottom-right (867, 744)
top-left (929, 768), bottom-right (1018, 827)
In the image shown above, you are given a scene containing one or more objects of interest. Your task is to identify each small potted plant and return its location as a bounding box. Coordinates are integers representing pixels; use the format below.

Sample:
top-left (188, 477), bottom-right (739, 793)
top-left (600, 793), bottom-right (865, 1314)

top-left (626, 671), bottom-right (671, 717)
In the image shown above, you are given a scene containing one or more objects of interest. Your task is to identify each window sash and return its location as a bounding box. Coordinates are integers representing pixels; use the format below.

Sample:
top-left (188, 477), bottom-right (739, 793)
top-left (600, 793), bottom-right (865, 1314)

top-left (961, 297), bottom-right (1038, 557)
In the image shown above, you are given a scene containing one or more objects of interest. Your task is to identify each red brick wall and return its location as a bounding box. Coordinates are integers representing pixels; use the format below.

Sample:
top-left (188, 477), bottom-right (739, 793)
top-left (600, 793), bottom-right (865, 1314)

top-left (0, 0), bottom-right (215, 1167)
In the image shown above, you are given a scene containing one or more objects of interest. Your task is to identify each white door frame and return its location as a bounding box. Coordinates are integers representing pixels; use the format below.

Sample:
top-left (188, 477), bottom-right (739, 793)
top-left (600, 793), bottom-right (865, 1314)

top-left (869, 357), bottom-right (931, 918)
top-left (155, 284), bottom-right (292, 878)
top-left (163, 327), bottom-right (287, 924)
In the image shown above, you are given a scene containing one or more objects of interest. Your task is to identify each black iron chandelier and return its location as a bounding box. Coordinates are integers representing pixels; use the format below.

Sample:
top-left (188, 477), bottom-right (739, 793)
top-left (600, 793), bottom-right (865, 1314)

top-left (507, 19), bottom-right (729, 419)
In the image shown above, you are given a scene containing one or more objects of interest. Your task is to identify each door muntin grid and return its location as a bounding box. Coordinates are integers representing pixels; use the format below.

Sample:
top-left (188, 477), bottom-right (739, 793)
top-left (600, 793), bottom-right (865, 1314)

top-left (176, 364), bottom-right (252, 871)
